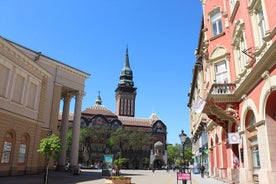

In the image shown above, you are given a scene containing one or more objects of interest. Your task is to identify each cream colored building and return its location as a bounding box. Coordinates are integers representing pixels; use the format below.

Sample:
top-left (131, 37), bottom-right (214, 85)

top-left (0, 36), bottom-right (90, 176)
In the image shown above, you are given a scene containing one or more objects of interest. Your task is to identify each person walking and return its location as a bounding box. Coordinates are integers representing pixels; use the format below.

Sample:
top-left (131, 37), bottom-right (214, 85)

top-left (200, 164), bottom-right (205, 178)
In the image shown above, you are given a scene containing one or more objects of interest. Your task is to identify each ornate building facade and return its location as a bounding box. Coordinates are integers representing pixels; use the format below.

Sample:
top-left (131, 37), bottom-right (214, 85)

top-left (189, 0), bottom-right (276, 183)
top-left (0, 36), bottom-right (90, 176)
top-left (79, 48), bottom-right (167, 169)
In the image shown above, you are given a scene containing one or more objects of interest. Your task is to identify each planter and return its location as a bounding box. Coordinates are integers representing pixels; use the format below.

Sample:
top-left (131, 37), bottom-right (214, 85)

top-left (105, 176), bottom-right (131, 184)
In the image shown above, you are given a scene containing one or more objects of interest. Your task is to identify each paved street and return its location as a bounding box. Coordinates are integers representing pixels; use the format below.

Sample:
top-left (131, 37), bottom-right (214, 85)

top-left (0, 169), bottom-right (227, 184)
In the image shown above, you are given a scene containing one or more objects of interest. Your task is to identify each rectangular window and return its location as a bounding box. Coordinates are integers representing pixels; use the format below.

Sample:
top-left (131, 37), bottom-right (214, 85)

top-left (211, 12), bottom-right (223, 37)
top-left (252, 146), bottom-right (260, 168)
top-left (256, 5), bottom-right (266, 45)
top-left (251, 138), bottom-right (260, 169)
top-left (18, 144), bottom-right (27, 163)
top-left (215, 61), bottom-right (228, 83)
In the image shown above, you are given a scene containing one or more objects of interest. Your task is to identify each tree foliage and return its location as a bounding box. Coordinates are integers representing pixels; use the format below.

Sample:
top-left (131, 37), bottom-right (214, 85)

top-left (167, 142), bottom-right (194, 167)
top-left (114, 157), bottom-right (128, 167)
top-left (68, 126), bottom-right (153, 166)
top-left (37, 134), bottom-right (62, 184)
top-left (167, 144), bottom-right (181, 165)
top-left (107, 127), bottom-right (152, 151)
top-left (37, 134), bottom-right (62, 160)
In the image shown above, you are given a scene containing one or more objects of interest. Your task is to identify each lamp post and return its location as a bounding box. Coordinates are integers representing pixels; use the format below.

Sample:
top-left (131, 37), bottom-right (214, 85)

top-left (179, 130), bottom-right (187, 184)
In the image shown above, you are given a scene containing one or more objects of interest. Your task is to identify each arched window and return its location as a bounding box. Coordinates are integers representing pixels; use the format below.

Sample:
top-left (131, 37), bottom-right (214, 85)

top-left (245, 110), bottom-right (256, 129)
top-left (154, 141), bottom-right (164, 155)
top-left (1, 131), bottom-right (14, 164)
top-left (18, 134), bottom-right (29, 164)
top-left (245, 110), bottom-right (260, 175)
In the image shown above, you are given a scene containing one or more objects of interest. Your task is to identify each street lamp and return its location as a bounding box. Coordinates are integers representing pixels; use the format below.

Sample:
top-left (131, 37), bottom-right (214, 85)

top-left (179, 130), bottom-right (187, 184)
top-left (179, 130), bottom-right (187, 170)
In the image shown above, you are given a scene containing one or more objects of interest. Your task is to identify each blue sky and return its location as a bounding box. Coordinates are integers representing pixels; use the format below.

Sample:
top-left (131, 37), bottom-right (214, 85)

top-left (0, 1), bottom-right (202, 144)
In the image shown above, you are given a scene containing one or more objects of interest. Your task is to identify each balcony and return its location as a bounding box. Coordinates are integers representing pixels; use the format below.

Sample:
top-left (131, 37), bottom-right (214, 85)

top-left (210, 83), bottom-right (236, 95)
top-left (203, 83), bottom-right (239, 122)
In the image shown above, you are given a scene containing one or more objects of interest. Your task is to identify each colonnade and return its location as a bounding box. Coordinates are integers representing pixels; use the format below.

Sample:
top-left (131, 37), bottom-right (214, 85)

top-left (57, 90), bottom-right (84, 170)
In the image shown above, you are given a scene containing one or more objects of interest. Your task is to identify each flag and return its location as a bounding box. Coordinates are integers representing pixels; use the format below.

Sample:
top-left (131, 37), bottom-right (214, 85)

top-left (191, 97), bottom-right (206, 113)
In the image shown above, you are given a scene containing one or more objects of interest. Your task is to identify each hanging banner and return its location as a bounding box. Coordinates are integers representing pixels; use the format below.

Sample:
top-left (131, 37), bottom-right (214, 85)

top-left (191, 97), bottom-right (206, 114)
top-left (228, 133), bottom-right (240, 144)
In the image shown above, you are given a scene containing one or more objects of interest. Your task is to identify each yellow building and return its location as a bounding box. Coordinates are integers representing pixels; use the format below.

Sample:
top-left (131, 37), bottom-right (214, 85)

top-left (0, 36), bottom-right (90, 176)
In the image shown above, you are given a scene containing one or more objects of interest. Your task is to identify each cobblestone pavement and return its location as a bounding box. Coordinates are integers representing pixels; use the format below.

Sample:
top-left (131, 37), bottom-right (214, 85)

top-left (0, 169), bottom-right (228, 184)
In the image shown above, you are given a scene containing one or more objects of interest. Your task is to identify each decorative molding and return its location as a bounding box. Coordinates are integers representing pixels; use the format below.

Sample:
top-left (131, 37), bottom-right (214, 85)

top-left (241, 94), bottom-right (247, 101)
top-left (229, 0), bottom-right (240, 23)
top-left (234, 42), bottom-right (276, 99)
top-left (232, 19), bottom-right (245, 46)
top-left (263, 27), bottom-right (276, 42)
top-left (209, 46), bottom-right (230, 62)
top-left (255, 120), bottom-right (265, 127)
top-left (0, 38), bottom-right (51, 78)
top-left (261, 70), bottom-right (269, 80)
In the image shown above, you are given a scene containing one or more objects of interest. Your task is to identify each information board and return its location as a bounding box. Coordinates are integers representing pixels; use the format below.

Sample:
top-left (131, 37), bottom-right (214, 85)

top-left (177, 172), bottom-right (191, 180)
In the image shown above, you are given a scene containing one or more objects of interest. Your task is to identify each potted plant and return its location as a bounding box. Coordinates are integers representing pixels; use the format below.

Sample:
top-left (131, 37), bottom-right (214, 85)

top-left (113, 158), bottom-right (128, 176)
top-left (105, 158), bottom-right (131, 184)
top-left (105, 175), bottom-right (131, 184)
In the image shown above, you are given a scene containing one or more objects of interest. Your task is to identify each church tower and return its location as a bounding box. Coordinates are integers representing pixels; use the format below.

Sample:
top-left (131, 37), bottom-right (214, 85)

top-left (115, 47), bottom-right (137, 117)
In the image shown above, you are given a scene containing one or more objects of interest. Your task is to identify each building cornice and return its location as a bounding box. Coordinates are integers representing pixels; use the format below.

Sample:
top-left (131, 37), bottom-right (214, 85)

top-left (0, 36), bottom-right (51, 78)
top-left (234, 42), bottom-right (276, 99)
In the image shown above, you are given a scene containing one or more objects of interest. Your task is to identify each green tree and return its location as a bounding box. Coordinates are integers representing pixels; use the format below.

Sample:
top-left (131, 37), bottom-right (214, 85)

top-left (183, 147), bottom-right (194, 166)
top-left (37, 134), bottom-right (62, 184)
top-left (114, 157), bottom-right (128, 167)
top-left (107, 127), bottom-right (152, 151)
top-left (79, 127), bottom-right (98, 165)
top-left (113, 157), bottom-right (128, 176)
top-left (167, 143), bottom-right (194, 168)
top-left (167, 144), bottom-right (181, 165)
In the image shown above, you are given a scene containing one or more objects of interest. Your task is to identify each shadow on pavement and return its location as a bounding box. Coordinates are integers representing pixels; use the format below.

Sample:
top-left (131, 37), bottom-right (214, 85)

top-left (0, 169), bottom-right (104, 184)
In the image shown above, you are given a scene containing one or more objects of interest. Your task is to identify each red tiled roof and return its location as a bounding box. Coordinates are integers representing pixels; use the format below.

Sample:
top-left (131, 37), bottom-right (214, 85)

top-left (58, 112), bottom-right (74, 121)
top-left (58, 107), bottom-right (161, 128)
top-left (118, 116), bottom-right (157, 127)
top-left (82, 104), bottom-right (117, 117)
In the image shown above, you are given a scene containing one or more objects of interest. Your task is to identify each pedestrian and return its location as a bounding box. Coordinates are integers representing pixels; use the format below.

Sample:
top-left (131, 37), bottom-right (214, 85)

top-left (166, 164), bottom-right (170, 172)
top-left (200, 164), bottom-right (205, 178)
top-left (65, 161), bottom-right (70, 171)
top-left (114, 165), bottom-right (120, 176)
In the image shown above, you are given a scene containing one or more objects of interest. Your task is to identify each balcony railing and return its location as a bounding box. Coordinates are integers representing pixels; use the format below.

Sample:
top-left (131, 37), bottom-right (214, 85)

top-left (210, 83), bottom-right (236, 95)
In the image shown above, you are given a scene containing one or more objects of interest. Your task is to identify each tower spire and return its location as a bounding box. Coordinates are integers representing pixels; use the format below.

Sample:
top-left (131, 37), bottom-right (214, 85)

top-left (118, 46), bottom-right (134, 86)
top-left (115, 46), bottom-right (137, 117)
top-left (125, 45), bottom-right (130, 68)
top-left (95, 91), bottom-right (102, 105)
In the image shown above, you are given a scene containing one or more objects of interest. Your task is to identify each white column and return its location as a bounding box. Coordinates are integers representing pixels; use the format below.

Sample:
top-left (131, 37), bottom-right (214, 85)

top-left (57, 92), bottom-right (72, 169)
top-left (70, 91), bottom-right (84, 167)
